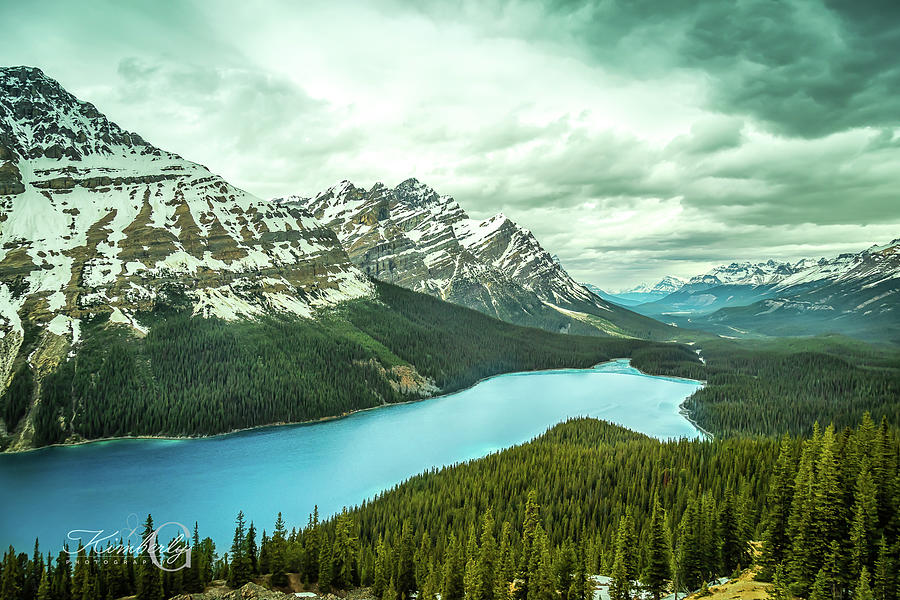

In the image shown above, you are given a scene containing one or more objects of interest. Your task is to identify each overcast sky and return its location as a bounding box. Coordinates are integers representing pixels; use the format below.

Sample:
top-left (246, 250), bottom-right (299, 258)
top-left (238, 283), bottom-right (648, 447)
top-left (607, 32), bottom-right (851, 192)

top-left (2, 0), bottom-right (898, 289)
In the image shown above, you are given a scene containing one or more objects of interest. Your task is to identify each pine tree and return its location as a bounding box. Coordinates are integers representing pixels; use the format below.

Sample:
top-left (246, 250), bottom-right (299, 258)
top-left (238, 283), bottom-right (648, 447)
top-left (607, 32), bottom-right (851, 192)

top-left (872, 536), bottom-right (895, 600)
top-left (421, 560), bottom-right (441, 600)
top-left (270, 513), bottom-right (289, 588)
top-left (855, 567), bottom-right (874, 600)
top-left (529, 528), bottom-right (554, 600)
top-left (396, 521), bottom-right (417, 599)
top-left (609, 548), bottom-right (631, 600)
top-left (518, 491), bottom-right (542, 600)
top-left (789, 430), bottom-right (822, 591)
top-left (137, 515), bottom-right (164, 600)
top-left (383, 576), bottom-right (398, 600)
top-left (246, 522), bottom-right (259, 576)
top-left (37, 566), bottom-right (52, 600)
top-left (495, 522), bottom-right (515, 600)
top-left (554, 539), bottom-right (575, 600)
top-left (227, 511), bottom-right (251, 589)
top-left (718, 490), bottom-right (746, 576)
top-left (475, 510), bottom-right (498, 600)
top-left (333, 511), bottom-right (359, 590)
top-left (1, 546), bottom-right (23, 600)
top-left (614, 512), bottom-right (639, 583)
top-left (769, 565), bottom-right (791, 600)
top-left (850, 459), bottom-right (878, 580)
top-left (318, 529), bottom-right (333, 594)
top-left (676, 497), bottom-right (703, 591)
top-left (442, 535), bottom-right (465, 600)
top-left (642, 499), bottom-right (671, 600)
top-left (373, 538), bottom-right (388, 599)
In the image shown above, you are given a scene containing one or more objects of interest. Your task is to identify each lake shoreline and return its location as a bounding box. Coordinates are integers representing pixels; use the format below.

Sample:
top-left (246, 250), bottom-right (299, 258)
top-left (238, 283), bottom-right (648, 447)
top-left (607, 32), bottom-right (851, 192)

top-left (3, 358), bottom-right (706, 454)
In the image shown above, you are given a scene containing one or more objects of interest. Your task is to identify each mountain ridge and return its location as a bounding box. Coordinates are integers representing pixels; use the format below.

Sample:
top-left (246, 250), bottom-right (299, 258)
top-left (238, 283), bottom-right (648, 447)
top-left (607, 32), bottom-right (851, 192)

top-left (277, 179), bottom-right (681, 340)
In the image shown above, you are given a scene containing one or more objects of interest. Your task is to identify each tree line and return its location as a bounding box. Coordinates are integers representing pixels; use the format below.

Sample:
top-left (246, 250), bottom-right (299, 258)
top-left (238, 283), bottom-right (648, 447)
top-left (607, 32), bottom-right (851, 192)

top-left (5, 415), bottom-right (895, 600)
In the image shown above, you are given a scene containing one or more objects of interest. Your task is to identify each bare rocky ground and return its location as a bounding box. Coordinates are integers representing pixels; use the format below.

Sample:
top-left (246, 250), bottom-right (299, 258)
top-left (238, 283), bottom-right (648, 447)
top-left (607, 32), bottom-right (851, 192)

top-left (169, 581), bottom-right (376, 600)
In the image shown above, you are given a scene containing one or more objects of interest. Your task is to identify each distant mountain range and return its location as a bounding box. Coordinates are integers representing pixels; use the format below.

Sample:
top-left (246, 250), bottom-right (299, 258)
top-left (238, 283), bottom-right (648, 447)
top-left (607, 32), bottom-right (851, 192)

top-left (589, 243), bottom-right (900, 343)
top-left (593, 276), bottom-right (688, 305)
top-left (276, 181), bottom-right (679, 340)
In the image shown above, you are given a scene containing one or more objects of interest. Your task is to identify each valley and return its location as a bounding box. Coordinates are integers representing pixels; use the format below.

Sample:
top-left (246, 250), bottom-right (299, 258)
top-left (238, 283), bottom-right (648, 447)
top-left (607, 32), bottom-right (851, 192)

top-left (0, 42), bottom-right (898, 600)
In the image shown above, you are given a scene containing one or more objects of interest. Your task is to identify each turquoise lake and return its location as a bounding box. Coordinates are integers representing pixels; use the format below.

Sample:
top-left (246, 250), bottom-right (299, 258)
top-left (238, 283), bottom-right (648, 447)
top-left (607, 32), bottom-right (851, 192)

top-left (0, 359), bottom-right (703, 552)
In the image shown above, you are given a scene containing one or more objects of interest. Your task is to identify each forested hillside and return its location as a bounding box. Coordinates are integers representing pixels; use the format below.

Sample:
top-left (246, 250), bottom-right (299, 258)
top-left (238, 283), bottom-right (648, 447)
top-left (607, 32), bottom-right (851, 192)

top-left (682, 336), bottom-right (900, 437)
top-left (4, 416), bottom-right (896, 600)
top-left (0, 281), bottom-right (696, 451)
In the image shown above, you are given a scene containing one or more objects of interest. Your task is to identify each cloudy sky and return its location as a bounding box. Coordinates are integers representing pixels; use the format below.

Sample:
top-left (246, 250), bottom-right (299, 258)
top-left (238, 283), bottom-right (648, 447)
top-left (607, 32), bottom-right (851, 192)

top-left (2, 0), bottom-right (899, 289)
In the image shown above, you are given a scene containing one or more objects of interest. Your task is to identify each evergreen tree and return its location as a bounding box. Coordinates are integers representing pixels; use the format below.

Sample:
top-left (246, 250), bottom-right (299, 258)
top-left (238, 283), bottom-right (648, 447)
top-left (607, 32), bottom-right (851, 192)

top-left (333, 511), bottom-right (359, 590)
top-left (421, 561), bottom-right (441, 600)
top-left (769, 565), bottom-right (791, 600)
top-left (613, 512), bottom-right (639, 583)
top-left (442, 535), bottom-right (465, 600)
top-left (850, 459), bottom-right (878, 579)
top-left (137, 515), bottom-right (164, 600)
top-left (529, 528), bottom-right (554, 600)
top-left (609, 547), bottom-right (631, 600)
top-left (270, 513), bottom-right (289, 588)
top-left (676, 497), bottom-right (703, 591)
top-left (518, 491), bottom-right (542, 600)
top-left (318, 529), bottom-right (333, 594)
top-left (227, 511), bottom-right (251, 589)
top-left (37, 567), bottom-right (51, 600)
top-left (246, 522), bottom-right (259, 576)
top-left (373, 538), bottom-right (388, 600)
top-left (1, 546), bottom-right (23, 600)
top-left (872, 536), bottom-right (895, 600)
top-left (718, 491), bottom-right (746, 576)
top-left (396, 520), bottom-right (417, 599)
top-left (495, 522), bottom-right (515, 600)
top-left (642, 500), bottom-right (671, 600)
top-left (855, 567), bottom-right (874, 600)
top-left (475, 510), bottom-right (498, 600)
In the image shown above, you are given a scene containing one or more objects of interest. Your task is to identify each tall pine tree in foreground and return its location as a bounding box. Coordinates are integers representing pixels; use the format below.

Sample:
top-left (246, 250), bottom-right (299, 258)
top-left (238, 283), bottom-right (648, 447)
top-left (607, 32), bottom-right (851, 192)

top-left (642, 499), bottom-right (672, 600)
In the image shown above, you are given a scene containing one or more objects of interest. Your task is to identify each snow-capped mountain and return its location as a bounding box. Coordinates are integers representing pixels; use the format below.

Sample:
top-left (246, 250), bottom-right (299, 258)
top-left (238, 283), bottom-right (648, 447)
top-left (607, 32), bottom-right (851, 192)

top-left (697, 239), bottom-right (900, 343)
top-left (605, 276), bottom-right (687, 304)
top-left (686, 260), bottom-right (801, 289)
top-left (0, 66), bottom-right (371, 348)
top-left (278, 180), bottom-right (677, 338)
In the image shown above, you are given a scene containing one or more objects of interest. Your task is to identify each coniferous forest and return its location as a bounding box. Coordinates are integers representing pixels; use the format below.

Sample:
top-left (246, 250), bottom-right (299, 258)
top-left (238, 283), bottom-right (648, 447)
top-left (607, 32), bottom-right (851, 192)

top-left (2, 415), bottom-right (897, 600)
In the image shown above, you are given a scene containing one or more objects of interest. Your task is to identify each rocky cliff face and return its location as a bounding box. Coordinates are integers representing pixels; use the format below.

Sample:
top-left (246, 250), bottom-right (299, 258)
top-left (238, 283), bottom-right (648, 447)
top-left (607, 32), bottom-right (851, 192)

top-left (276, 179), bottom-right (656, 337)
top-left (0, 66), bottom-right (372, 347)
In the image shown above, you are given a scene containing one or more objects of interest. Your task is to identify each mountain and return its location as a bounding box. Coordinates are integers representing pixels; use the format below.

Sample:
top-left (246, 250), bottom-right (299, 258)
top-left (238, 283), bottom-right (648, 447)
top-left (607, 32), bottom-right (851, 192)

top-left (0, 66), bottom-right (691, 452)
top-left (277, 180), bottom-right (680, 339)
top-left (580, 282), bottom-right (642, 306)
top-left (623, 243), bottom-right (900, 343)
top-left (695, 239), bottom-right (900, 343)
top-left (631, 259), bottom-right (810, 319)
top-left (0, 65), bottom-right (373, 344)
top-left (604, 275), bottom-right (687, 304)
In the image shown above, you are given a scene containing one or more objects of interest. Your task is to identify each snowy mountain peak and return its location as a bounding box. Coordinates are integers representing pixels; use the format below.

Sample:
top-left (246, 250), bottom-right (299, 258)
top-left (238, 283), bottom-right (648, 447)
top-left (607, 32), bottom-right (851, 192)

top-left (620, 275), bottom-right (686, 295)
top-left (277, 179), bottom-right (617, 333)
top-left (0, 65), bottom-right (159, 163)
top-left (0, 67), bottom-right (372, 344)
top-left (689, 260), bottom-right (799, 287)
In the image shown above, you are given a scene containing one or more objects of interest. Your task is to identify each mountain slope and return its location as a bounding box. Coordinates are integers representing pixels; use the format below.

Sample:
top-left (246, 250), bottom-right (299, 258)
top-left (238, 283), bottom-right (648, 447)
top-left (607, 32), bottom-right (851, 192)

top-left (0, 66), bottom-right (372, 344)
top-left (695, 240), bottom-right (900, 343)
top-left (278, 180), bottom-right (681, 340)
